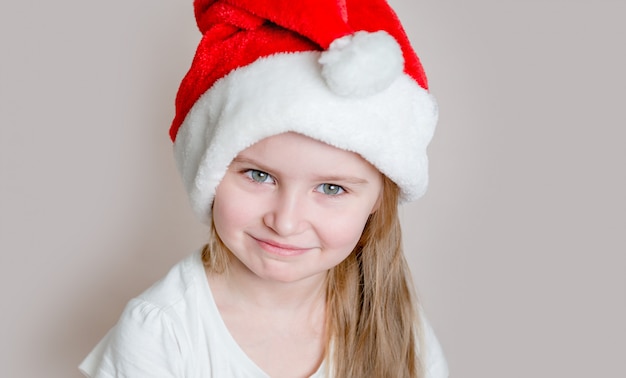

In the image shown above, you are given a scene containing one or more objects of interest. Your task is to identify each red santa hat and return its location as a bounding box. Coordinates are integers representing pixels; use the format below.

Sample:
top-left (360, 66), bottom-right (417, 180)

top-left (171, 0), bottom-right (438, 224)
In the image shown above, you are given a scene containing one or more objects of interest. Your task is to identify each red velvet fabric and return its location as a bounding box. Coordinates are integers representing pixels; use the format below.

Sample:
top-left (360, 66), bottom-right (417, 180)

top-left (170, 0), bottom-right (429, 141)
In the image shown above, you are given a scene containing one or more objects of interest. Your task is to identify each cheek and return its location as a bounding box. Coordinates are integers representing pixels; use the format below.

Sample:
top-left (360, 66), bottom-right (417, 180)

top-left (317, 209), bottom-right (371, 251)
top-left (316, 192), bottom-right (380, 249)
top-left (213, 185), bottom-right (251, 234)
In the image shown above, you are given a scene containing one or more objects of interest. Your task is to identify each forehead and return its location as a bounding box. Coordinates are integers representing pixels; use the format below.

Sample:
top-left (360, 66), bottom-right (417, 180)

top-left (235, 132), bottom-right (381, 177)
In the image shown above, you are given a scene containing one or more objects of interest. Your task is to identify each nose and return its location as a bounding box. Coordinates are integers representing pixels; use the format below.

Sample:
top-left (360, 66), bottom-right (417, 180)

top-left (263, 189), bottom-right (308, 236)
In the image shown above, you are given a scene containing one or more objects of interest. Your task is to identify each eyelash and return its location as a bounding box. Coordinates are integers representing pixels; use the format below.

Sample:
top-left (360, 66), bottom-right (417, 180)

top-left (243, 169), bottom-right (275, 184)
top-left (242, 169), bottom-right (346, 196)
top-left (315, 183), bottom-right (346, 196)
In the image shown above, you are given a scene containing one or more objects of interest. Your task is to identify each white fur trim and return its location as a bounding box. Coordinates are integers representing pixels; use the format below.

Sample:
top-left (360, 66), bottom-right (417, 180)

top-left (174, 52), bottom-right (437, 224)
top-left (319, 31), bottom-right (404, 97)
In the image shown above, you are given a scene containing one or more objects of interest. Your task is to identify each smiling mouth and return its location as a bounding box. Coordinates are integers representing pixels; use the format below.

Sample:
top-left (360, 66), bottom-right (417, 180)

top-left (252, 237), bottom-right (313, 257)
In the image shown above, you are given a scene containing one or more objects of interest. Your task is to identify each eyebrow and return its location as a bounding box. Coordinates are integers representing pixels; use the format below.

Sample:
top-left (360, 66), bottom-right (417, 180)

top-left (231, 156), bottom-right (370, 185)
top-left (231, 156), bottom-right (273, 173)
top-left (312, 175), bottom-right (369, 185)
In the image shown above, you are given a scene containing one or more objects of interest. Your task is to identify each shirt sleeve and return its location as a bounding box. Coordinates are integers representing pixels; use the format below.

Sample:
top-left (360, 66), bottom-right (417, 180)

top-left (79, 298), bottom-right (185, 378)
top-left (422, 316), bottom-right (450, 378)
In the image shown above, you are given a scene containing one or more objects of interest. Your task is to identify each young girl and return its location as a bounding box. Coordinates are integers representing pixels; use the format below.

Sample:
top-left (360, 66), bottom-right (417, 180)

top-left (80, 0), bottom-right (449, 377)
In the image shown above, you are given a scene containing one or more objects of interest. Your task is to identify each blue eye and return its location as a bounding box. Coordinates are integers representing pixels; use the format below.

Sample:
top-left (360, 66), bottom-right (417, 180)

top-left (317, 183), bottom-right (345, 196)
top-left (245, 169), bottom-right (274, 184)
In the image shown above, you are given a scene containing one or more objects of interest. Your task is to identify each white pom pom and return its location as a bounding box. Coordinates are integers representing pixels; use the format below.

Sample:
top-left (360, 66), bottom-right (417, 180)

top-left (319, 30), bottom-right (404, 97)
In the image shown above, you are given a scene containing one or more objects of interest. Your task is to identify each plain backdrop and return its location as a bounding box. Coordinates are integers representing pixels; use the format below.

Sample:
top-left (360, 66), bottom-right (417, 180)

top-left (1, 1), bottom-right (624, 377)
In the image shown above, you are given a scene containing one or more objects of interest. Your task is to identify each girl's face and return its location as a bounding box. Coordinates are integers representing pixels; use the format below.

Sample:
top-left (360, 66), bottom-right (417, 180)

top-left (212, 132), bottom-right (383, 285)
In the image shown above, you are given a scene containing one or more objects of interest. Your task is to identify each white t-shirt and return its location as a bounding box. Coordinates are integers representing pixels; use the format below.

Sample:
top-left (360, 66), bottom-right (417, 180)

top-left (80, 250), bottom-right (449, 377)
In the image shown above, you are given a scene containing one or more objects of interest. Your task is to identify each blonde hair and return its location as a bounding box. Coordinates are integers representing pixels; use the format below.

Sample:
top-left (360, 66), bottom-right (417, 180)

top-left (202, 176), bottom-right (424, 377)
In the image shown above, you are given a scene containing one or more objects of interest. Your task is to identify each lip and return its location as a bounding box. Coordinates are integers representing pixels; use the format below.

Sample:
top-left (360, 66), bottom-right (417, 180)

top-left (252, 236), bottom-right (313, 257)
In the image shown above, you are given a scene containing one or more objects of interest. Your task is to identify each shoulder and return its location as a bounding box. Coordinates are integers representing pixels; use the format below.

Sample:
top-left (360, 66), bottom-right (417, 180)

top-left (421, 315), bottom-right (450, 378)
top-left (138, 250), bottom-right (205, 309)
top-left (79, 250), bottom-right (206, 377)
top-left (79, 297), bottom-right (186, 377)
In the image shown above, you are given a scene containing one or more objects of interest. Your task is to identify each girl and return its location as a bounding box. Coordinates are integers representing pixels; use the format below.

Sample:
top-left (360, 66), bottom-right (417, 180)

top-left (80, 0), bottom-right (449, 377)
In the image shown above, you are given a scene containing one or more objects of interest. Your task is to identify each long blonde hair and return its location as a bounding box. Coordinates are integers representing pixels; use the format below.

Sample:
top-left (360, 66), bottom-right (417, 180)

top-left (202, 176), bottom-right (424, 377)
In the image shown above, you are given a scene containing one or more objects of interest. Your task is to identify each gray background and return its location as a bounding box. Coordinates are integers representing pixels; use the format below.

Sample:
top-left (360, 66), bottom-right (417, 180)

top-left (1, 0), bottom-right (624, 377)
